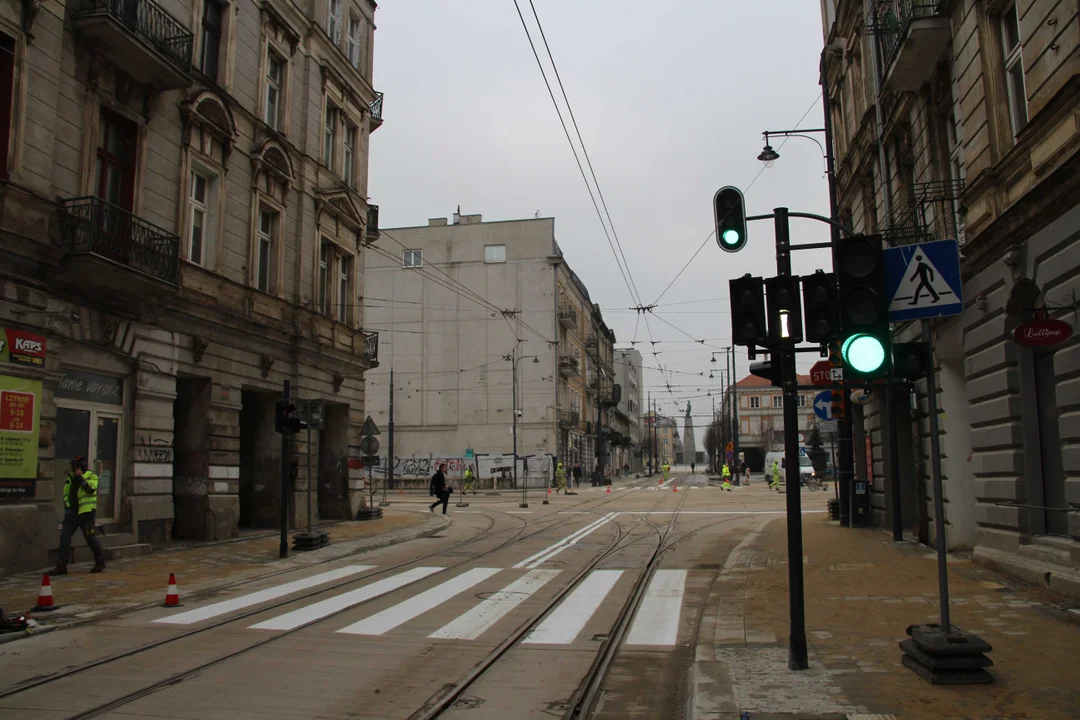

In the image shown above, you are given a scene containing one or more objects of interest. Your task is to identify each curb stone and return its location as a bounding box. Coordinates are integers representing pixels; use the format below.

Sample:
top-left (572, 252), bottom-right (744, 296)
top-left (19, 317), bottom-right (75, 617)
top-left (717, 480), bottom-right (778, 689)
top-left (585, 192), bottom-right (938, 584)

top-left (0, 510), bottom-right (451, 645)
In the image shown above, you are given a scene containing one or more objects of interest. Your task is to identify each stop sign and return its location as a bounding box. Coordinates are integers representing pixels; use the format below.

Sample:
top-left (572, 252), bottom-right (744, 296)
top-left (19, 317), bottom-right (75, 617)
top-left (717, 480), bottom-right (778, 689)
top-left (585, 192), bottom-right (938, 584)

top-left (810, 360), bottom-right (833, 386)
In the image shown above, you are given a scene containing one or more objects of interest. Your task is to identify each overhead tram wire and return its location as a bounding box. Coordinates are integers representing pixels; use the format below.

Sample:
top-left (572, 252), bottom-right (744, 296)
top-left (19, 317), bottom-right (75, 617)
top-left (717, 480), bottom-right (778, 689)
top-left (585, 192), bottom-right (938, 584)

top-left (509, 0), bottom-right (642, 308)
top-left (643, 90), bottom-right (820, 306)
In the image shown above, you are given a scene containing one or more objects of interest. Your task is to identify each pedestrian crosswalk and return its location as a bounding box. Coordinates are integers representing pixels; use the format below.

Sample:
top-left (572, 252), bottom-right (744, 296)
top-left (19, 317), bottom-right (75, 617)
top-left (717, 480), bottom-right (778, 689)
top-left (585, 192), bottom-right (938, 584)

top-left (157, 564), bottom-right (692, 649)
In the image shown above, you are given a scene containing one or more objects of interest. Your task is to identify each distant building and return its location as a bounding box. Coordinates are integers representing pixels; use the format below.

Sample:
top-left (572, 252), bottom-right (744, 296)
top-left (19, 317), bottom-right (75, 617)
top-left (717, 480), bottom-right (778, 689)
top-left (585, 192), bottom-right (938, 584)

top-left (683, 403), bottom-right (697, 464)
top-left (614, 348), bottom-right (643, 473)
top-left (726, 374), bottom-right (817, 471)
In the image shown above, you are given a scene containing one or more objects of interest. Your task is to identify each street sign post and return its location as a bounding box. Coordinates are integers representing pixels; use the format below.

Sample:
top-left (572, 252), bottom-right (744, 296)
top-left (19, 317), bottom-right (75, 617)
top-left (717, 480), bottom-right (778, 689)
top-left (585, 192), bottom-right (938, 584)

top-left (813, 390), bottom-right (833, 421)
top-left (884, 239), bottom-right (963, 322)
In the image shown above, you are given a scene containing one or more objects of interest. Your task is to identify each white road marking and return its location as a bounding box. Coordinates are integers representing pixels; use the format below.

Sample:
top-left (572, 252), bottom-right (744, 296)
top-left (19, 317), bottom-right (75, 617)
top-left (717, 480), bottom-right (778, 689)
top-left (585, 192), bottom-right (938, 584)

top-left (621, 510), bottom-right (827, 515)
top-left (524, 569), bottom-right (623, 644)
top-left (505, 511), bottom-right (533, 514)
top-left (626, 569), bottom-right (687, 646)
top-left (249, 567), bottom-right (442, 631)
top-left (429, 569), bottom-right (560, 640)
top-left (338, 568), bottom-right (502, 636)
top-left (155, 565), bottom-right (374, 625)
top-left (512, 513), bottom-right (616, 569)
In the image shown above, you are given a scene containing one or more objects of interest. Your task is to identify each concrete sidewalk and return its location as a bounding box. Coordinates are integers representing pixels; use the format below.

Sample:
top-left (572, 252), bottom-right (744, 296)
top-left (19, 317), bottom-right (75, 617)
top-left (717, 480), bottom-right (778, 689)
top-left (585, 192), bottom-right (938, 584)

top-left (0, 508), bottom-right (448, 641)
top-left (692, 510), bottom-right (1080, 719)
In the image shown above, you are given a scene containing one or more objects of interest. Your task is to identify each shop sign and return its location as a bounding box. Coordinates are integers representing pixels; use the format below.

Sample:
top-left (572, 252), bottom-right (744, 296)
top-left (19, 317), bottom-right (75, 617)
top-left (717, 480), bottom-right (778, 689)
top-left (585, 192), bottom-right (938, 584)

top-left (0, 328), bottom-right (47, 367)
top-left (0, 375), bottom-right (42, 498)
top-left (56, 370), bottom-right (123, 405)
top-left (1013, 317), bottom-right (1073, 348)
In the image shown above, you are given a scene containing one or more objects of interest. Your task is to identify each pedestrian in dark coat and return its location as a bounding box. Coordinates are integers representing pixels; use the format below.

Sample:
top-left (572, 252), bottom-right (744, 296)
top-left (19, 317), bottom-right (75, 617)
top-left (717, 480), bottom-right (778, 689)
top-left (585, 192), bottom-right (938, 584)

top-left (429, 464), bottom-right (452, 514)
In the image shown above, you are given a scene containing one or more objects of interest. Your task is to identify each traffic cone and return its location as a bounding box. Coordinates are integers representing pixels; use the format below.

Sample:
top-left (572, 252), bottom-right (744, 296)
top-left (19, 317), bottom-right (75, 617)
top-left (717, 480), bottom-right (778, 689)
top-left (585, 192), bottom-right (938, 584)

top-left (606, 485), bottom-right (611, 494)
top-left (673, 484), bottom-right (678, 493)
top-left (32, 574), bottom-right (57, 612)
top-left (162, 573), bottom-right (182, 608)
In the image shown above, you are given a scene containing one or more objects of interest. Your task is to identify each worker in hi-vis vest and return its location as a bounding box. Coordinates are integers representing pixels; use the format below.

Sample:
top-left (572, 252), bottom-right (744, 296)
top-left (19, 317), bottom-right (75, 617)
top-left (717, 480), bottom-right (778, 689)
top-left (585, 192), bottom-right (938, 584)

top-left (50, 456), bottom-right (106, 575)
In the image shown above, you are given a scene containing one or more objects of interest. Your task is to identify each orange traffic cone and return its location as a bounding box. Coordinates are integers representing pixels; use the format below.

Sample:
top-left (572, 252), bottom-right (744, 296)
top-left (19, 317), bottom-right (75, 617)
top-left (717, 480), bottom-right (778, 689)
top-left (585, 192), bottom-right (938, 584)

top-left (32, 574), bottom-right (57, 612)
top-left (162, 573), bottom-right (182, 608)
top-left (606, 485), bottom-right (611, 494)
top-left (673, 484), bottom-right (678, 493)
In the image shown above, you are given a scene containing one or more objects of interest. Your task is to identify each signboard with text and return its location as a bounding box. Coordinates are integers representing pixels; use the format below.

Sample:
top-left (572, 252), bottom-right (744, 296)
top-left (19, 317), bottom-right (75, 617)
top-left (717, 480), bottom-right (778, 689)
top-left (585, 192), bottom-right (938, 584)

top-left (56, 370), bottom-right (123, 405)
top-left (0, 328), bottom-right (47, 368)
top-left (0, 375), bottom-right (42, 498)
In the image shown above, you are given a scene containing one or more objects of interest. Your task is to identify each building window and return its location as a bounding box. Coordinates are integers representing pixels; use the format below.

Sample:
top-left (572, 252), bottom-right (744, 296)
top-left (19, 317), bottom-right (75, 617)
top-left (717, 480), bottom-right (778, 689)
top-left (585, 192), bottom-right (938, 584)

top-left (265, 52), bottom-right (284, 130)
top-left (324, 104), bottom-right (338, 168)
top-left (750, 396), bottom-right (760, 409)
top-left (200, 0), bottom-right (223, 81)
top-left (319, 241), bottom-right (331, 314)
top-left (742, 419), bottom-right (750, 434)
top-left (97, 109), bottom-right (138, 211)
top-left (1001, 4), bottom-right (1027, 137)
top-left (188, 170), bottom-right (212, 265)
top-left (343, 123), bottom-right (357, 188)
top-left (0, 32), bottom-right (13, 178)
top-left (484, 245), bottom-right (506, 263)
top-left (772, 395), bottom-right (783, 408)
top-left (256, 208), bottom-right (276, 293)
top-left (328, 0), bottom-right (342, 44)
top-left (797, 394), bottom-right (807, 408)
top-left (348, 16), bottom-right (361, 68)
top-left (337, 254), bottom-right (351, 323)
top-left (402, 249), bottom-right (423, 267)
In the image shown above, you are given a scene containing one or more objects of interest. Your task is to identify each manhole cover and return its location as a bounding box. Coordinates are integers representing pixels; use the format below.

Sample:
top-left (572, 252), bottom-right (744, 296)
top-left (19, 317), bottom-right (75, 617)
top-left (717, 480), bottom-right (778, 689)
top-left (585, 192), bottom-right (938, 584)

top-left (451, 696), bottom-right (484, 710)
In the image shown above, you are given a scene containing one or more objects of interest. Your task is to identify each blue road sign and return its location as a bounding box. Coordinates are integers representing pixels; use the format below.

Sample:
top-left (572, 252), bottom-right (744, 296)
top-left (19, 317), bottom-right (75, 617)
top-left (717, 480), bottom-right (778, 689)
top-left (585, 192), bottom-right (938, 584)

top-left (884, 239), bottom-right (963, 321)
top-left (813, 390), bottom-right (832, 421)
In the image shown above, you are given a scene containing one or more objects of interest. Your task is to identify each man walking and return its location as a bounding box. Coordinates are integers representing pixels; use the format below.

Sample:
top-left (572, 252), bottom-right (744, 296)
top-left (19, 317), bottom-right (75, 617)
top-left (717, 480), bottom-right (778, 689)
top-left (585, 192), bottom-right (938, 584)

top-left (429, 463), bottom-right (452, 514)
top-left (771, 459), bottom-right (782, 491)
top-left (554, 462), bottom-right (568, 494)
top-left (463, 465), bottom-right (477, 495)
top-left (50, 457), bottom-right (106, 575)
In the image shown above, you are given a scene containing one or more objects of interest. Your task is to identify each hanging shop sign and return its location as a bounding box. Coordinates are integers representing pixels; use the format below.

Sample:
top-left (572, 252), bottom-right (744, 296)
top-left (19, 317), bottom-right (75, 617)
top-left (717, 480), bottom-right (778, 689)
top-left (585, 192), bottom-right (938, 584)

top-left (56, 370), bottom-right (123, 405)
top-left (0, 328), bottom-right (47, 367)
top-left (1013, 317), bottom-right (1073, 348)
top-left (0, 376), bottom-right (42, 498)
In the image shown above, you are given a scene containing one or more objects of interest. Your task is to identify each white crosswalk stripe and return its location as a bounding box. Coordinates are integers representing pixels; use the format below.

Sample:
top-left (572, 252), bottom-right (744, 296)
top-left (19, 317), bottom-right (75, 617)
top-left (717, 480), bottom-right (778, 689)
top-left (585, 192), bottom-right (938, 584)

top-left (338, 567), bottom-right (501, 636)
top-left (523, 569), bottom-right (623, 644)
top-left (625, 570), bottom-right (687, 646)
top-left (249, 566), bottom-right (441, 631)
top-left (430, 569), bottom-right (560, 640)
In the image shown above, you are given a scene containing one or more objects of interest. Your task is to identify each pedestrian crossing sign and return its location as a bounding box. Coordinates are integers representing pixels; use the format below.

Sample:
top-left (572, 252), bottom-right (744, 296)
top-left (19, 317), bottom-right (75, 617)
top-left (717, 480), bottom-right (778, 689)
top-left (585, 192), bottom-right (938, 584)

top-left (884, 239), bottom-right (963, 321)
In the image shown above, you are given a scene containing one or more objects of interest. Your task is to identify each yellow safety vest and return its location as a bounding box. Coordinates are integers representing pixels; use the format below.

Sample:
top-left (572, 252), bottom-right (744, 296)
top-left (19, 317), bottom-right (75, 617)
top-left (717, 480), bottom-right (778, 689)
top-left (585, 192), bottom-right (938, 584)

top-left (464, 469), bottom-right (474, 481)
top-left (63, 471), bottom-right (99, 514)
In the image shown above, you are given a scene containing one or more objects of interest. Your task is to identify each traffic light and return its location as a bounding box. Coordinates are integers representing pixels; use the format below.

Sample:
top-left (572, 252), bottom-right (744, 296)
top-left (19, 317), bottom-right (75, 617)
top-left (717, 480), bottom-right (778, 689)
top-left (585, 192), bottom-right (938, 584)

top-left (893, 341), bottom-right (930, 380)
top-left (729, 274), bottom-right (768, 347)
top-left (749, 357), bottom-right (781, 388)
top-left (274, 401), bottom-right (308, 435)
top-left (835, 234), bottom-right (890, 379)
top-left (765, 275), bottom-right (804, 344)
top-left (801, 270), bottom-right (838, 343)
top-left (713, 186), bottom-right (747, 253)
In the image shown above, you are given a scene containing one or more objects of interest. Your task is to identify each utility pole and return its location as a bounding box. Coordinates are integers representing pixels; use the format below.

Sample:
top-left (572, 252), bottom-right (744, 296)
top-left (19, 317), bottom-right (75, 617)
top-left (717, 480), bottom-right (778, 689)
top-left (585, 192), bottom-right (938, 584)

top-left (647, 392), bottom-right (652, 476)
top-left (775, 207), bottom-right (809, 671)
top-left (382, 367), bottom-right (394, 507)
top-left (730, 346), bottom-right (740, 470)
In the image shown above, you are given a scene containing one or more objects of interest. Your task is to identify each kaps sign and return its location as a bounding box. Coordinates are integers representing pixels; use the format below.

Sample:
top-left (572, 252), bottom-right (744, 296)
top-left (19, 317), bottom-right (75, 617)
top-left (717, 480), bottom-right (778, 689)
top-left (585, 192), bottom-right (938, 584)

top-left (0, 328), bottom-right (47, 366)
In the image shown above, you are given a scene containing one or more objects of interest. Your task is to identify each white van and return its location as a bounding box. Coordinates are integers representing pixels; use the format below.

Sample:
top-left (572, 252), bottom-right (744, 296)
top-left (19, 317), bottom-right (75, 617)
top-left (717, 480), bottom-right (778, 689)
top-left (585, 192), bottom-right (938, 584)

top-left (763, 451), bottom-right (816, 485)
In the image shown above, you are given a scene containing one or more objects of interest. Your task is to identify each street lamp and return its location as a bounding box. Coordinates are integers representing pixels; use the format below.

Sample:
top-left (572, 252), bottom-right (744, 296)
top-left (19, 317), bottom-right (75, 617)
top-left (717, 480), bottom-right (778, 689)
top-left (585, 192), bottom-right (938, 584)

top-left (505, 349), bottom-right (541, 508)
top-left (758, 129), bottom-right (829, 176)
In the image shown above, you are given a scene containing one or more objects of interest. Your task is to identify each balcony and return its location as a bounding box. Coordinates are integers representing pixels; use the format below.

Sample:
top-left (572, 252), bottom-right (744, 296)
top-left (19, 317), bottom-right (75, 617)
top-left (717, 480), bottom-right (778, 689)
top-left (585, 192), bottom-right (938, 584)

top-left (369, 92), bottom-right (384, 132)
top-left (362, 330), bottom-right (379, 366)
top-left (870, 1), bottom-right (951, 93)
top-left (72, 0), bottom-right (193, 90)
top-left (558, 409), bottom-right (579, 428)
top-left (57, 197), bottom-right (180, 287)
top-left (558, 354), bottom-right (580, 378)
top-left (366, 204), bottom-right (380, 244)
top-left (558, 302), bottom-right (578, 330)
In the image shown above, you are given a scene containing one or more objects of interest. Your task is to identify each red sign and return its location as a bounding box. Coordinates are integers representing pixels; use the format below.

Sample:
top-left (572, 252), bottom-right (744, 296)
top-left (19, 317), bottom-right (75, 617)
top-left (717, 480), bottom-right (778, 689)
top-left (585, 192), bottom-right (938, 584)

top-left (1014, 318), bottom-right (1073, 347)
top-left (0, 328), bottom-right (47, 367)
top-left (810, 360), bottom-right (835, 386)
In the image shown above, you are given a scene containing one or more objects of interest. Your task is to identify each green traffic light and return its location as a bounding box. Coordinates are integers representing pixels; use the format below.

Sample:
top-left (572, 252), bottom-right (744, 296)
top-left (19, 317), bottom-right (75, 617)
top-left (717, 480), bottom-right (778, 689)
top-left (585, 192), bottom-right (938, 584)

top-left (722, 229), bottom-right (741, 246)
top-left (842, 333), bottom-right (886, 373)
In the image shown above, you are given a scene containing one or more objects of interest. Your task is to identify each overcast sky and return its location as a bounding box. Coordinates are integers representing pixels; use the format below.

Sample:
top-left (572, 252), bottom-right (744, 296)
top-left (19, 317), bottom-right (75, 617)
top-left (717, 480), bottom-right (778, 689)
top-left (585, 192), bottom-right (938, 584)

top-left (369, 1), bottom-right (834, 448)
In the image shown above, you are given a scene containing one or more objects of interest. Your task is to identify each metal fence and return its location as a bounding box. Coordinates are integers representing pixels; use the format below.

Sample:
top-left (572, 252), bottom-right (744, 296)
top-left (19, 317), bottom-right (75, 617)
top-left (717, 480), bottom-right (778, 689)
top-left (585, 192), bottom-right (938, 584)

top-left (59, 196), bottom-right (181, 283)
top-left (74, 0), bottom-right (194, 72)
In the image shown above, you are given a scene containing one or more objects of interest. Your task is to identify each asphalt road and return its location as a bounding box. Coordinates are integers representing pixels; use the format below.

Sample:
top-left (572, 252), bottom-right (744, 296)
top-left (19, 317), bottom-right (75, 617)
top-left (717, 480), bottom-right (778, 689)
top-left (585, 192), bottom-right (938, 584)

top-left (0, 473), bottom-right (795, 720)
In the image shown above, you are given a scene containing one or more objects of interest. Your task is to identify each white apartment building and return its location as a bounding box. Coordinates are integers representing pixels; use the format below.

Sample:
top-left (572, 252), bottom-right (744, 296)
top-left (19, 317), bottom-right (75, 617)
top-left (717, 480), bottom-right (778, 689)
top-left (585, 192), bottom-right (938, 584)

top-left (729, 374), bottom-right (817, 471)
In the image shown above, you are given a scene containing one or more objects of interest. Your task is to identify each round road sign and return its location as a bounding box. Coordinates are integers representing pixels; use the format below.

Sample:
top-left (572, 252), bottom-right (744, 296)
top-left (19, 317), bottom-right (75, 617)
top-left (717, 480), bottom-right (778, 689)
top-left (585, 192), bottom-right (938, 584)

top-left (360, 435), bottom-right (380, 456)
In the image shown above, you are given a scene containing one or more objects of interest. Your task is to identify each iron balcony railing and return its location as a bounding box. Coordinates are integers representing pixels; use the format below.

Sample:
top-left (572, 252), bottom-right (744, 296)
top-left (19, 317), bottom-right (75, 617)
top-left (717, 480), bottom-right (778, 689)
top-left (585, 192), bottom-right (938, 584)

top-left (74, 0), bottom-right (194, 73)
top-left (869, 0), bottom-right (942, 74)
top-left (884, 178), bottom-right (966, 247)
top-left (558, 354), bottom-right (580, 377)
top-left (59, 197), bottom-right (180, 283)
top-left (366, 204), bottom-right (379, 242)
top-left (558, 409), bottom-right (579, 428)
top-left (362, 330), bottom-right (379, 364)
top-left (370, 92), bottom-right (383, 122)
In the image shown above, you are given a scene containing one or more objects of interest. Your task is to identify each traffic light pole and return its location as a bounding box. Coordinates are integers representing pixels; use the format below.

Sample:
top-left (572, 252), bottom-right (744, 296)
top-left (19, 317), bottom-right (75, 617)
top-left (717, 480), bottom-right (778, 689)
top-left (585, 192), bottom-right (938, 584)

top-left (773, 207), bottom-right (809, 671)
top-left (279, 379), bottom-right (290, 560)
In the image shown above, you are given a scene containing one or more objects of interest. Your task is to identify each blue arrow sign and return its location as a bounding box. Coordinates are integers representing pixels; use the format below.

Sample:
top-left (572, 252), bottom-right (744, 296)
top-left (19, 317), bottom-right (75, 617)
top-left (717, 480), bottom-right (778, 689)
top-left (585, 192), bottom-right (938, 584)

top-left (813, 390), bottom-right (832, 421)
top-left (884, 239), bottom-right (963, 321)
